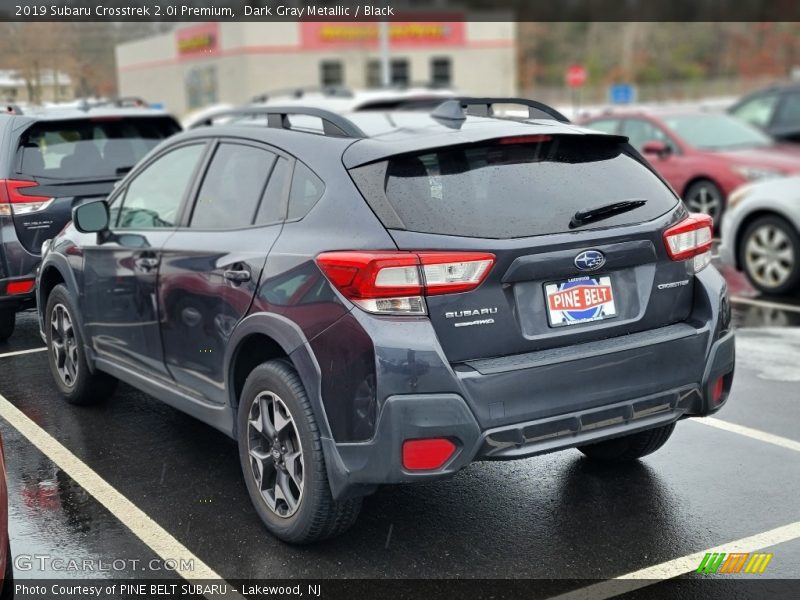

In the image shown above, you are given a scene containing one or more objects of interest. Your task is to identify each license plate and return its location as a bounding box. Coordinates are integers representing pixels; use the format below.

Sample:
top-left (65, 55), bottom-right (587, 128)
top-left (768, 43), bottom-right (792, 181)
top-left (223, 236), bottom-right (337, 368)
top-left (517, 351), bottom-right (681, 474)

top-left (545, 275), bottom-right (617, 327)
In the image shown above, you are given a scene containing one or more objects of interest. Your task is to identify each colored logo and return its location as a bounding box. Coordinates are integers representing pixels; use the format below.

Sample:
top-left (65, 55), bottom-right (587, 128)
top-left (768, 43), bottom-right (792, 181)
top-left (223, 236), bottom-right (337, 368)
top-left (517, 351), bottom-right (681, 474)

top-left (696, 552), bottom-right (773, 574)
top-left (574, 250), bottom-right (606, 271)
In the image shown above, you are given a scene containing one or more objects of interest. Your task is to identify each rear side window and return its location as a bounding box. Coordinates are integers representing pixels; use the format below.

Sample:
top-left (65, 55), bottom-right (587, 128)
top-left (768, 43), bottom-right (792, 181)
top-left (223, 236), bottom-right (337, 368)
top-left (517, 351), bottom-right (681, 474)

top-left (190, 143), bottom-right (276, 229)
top-left (18, 117), bottom-right (180, 180)
top-left (287, 162), bottom-right (324, 220)
top-left (774, 93), bottom-right (800, 128)
top-left (352, 136), bottom-right (678, 239)
top-left (622, 119), bottom-right (676, 153)
top-left (255, 157), bottom-right (290, 225)
top-left (731, 94), bottom-right (779, 128)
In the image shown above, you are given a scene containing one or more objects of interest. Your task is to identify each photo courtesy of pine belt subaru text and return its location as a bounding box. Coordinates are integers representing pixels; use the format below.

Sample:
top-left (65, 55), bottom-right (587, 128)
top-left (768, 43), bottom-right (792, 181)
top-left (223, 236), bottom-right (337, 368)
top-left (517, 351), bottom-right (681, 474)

top-left (36, 98), bottom-right (736, 544)
top-left (1, 102), bottom-right (180, 341)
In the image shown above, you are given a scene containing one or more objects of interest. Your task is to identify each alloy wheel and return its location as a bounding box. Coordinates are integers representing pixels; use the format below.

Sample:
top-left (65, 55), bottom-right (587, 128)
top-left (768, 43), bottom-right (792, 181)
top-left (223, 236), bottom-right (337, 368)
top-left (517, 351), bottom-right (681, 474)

top-left (247, 391), bottom-right (304, 518)
top-left (744, 224), bottom-right (796, 289)
top-left (50, 303), bottom-right (79, 387)
top-left (685, 184), bottom-right (723, 220)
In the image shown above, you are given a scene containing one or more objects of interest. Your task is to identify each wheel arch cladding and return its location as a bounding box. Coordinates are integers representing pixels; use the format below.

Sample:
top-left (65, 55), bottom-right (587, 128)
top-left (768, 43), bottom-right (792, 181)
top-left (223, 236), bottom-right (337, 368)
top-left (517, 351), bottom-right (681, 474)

top-left (38, 257), bottom-right (88, 349)
top-left (38, 264), bottom-right (66, 306)
top-left (225, 312), bottom-right (333, 444)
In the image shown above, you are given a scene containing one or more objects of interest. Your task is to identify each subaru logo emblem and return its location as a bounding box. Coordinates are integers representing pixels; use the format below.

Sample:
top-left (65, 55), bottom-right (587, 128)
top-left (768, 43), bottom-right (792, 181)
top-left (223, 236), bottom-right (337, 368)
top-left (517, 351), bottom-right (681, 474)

top-left (574, 250), bottom-right (606, 271)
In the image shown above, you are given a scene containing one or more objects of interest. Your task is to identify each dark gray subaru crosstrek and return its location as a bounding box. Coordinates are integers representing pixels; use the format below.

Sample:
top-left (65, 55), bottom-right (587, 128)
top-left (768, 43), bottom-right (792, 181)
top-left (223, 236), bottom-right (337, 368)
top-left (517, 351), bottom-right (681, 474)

top-left (37, 99), bottom-right (735, 544)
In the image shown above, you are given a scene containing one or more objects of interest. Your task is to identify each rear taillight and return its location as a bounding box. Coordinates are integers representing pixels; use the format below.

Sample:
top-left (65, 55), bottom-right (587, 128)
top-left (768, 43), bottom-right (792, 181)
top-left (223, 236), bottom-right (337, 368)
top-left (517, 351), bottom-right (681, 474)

top-left (0, 179), bottom-right (52, 216)
top-left (663, 213), bottom-right (713, 272)
top-left (316, 251), bottom-right (495, 315)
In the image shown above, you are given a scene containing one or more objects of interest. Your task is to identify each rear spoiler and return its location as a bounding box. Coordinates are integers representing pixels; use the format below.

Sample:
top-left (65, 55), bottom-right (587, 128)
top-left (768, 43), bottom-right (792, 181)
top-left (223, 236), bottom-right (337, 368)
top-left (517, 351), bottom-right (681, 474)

top-left (343, 128), bottom-right (631, 169)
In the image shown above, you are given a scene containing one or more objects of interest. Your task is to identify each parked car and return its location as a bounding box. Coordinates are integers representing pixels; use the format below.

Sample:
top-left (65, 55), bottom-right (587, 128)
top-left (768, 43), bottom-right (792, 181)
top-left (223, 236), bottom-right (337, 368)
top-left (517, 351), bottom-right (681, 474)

top-left (185, 86), bottom-right (458, 128)
top-left (719, 176), bottom-right (800, 294)
top-left (38, 99), bottom-right (735, 544)
top-left (0, 104), bottom-right (180, 340)
top-left (729, 82), bottom-right (800, 144)
top-left (581, 110), bottom-right (800, 222)
top-left (0, 432), bottom-right (11, 600)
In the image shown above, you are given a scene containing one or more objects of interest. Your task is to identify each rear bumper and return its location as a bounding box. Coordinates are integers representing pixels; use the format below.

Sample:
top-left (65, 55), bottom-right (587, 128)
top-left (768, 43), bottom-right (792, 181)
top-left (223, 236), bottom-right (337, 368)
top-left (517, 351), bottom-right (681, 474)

top-left (324, 325), bottom-right (735, 500)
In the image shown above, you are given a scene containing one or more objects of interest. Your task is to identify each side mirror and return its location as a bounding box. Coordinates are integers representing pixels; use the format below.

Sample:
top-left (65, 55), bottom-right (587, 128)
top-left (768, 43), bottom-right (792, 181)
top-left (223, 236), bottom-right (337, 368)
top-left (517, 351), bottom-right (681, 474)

top-left (73, 200), bottom-right (110, 234)
top-left (642, 140), bottom-right (671, 159)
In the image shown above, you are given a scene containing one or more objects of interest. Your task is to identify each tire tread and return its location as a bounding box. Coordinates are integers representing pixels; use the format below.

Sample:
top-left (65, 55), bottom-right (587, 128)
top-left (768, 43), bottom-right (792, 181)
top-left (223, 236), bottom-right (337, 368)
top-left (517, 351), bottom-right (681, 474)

top-left (239, 360), bottom-right (361, 544)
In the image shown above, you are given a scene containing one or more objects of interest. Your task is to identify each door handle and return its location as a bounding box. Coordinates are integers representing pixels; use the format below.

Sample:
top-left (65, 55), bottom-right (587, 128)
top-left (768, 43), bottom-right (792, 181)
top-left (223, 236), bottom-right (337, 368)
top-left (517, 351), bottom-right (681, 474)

top-left (135, 256), bottom-right (159, 270)
top-left (223, 269), bottom-right (251, 283)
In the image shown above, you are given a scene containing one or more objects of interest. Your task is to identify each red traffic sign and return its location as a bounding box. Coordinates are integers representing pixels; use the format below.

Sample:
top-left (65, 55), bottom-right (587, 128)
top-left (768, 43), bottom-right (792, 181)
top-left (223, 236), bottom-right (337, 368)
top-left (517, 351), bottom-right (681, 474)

top-left (566, 64), bottom-right (587, 88)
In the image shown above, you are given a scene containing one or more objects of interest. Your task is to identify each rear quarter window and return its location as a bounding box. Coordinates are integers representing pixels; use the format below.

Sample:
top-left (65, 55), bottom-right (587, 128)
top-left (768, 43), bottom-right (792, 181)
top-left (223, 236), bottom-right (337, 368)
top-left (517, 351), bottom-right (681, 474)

top-left (351, 136), bottom-right (679, 239)
top-left (287, 162), bottom-right (324, 220)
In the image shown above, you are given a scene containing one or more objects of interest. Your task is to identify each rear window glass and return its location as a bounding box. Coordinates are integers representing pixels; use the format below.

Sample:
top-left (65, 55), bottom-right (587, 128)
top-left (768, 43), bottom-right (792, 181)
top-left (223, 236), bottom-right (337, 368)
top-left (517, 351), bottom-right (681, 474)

top-left (18, 117), bottom-right (180, 180)
top-left (354, 137), bottom-right (678, 239)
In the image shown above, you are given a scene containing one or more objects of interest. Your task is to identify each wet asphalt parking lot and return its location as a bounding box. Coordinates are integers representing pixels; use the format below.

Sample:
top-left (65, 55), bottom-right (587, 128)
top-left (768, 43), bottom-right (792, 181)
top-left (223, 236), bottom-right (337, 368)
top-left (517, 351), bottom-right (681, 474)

top-left (1, 254), bottom-right (799, 599)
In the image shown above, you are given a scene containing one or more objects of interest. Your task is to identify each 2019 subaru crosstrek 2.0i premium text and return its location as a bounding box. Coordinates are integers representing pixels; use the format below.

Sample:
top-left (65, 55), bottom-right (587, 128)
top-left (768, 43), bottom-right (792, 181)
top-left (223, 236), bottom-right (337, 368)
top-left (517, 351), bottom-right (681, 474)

top-left (37, 99), bottom-right (735, 544)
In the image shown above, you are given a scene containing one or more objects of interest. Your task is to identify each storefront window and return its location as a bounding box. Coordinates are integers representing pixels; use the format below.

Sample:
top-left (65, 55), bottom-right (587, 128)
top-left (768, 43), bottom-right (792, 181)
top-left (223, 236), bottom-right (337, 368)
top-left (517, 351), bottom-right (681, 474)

top-left (320, 61), bottom-right (344, 86)
top-left (366, 60), bottom-right (382, 88)
top-left (185, 66), bottom-right (218, 110)
top-left (366, 58), bottom-right (410, 88)
top-left (431, 57), bottom-right (452, 88)
top-left (391, 59), bottom-right (409, 87)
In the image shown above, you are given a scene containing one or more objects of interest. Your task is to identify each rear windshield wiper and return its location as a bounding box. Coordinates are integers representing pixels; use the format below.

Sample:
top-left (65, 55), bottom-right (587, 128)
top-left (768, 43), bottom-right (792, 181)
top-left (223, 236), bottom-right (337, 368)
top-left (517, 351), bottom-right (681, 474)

top-left (569, 199), bottom-right (647, 229)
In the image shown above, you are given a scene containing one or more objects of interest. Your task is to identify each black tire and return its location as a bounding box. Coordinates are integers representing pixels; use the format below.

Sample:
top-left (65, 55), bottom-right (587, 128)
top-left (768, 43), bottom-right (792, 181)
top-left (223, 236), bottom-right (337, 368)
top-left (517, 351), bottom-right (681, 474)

top-left (1, 541), bottom-right (13, 600)
top-left (237, 360), bottom-right (361, 544)
top-left (44, 284), bottom-right (117, 405)
top-left (738, 214), bottom-right (800, 295)
top-left (0, 309), bottom-right (14, 342)
top-left (577, 422), bottom-right (676, 462)
top-left (684, 179), bottom-right (725, 223)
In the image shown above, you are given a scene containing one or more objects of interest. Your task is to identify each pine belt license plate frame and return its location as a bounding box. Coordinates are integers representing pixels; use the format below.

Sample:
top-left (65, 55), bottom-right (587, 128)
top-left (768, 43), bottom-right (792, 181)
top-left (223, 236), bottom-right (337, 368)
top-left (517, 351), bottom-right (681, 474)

top-left (544, 275), bottom-right (618, 328)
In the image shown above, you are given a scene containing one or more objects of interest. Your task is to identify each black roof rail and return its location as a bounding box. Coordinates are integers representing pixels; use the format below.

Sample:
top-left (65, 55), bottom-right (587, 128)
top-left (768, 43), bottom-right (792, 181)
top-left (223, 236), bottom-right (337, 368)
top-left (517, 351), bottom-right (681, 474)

top-left (250, 86), bottom-right (354, 104)
top-left (3, 104), bottom-right (23, 115)
top-left (190, 105), bottom-right (366, 138)
top-left (432, 97), bottom-right (571, 124)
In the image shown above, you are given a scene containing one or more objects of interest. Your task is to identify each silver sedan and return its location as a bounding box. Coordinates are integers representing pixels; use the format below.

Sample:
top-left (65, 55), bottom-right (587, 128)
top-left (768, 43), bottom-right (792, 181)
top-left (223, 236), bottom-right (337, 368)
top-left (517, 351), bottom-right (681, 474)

top-left (719, 176), bottom-right (800, 294)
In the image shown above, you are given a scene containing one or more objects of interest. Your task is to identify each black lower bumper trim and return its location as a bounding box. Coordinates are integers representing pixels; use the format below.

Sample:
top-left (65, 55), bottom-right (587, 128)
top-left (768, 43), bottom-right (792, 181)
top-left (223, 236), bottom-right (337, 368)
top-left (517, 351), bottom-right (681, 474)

top-left (477, 387), bottom-right (699, 460)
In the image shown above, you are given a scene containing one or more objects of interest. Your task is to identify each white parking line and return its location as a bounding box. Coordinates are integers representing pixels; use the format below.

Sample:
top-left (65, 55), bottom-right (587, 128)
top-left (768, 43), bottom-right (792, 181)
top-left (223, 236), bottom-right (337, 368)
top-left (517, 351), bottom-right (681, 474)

top-left (0, 347), bottom-right (46, 359)
top-left (548, 520), bottom-right (800, 600)
top-left (0, 392), bottom-right (243, 597)
top-left (694, 417), bottom-right (800, 453)
top-left (730, 295), bottom-right (800, 314)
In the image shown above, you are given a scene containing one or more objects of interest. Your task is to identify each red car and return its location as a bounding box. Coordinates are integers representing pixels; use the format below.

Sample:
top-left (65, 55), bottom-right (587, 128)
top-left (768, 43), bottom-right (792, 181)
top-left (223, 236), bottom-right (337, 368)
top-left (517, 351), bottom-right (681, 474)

top-left (0, 433), bottom-right (10, 600)
top-left (581, 110), bottom-right (800, 221)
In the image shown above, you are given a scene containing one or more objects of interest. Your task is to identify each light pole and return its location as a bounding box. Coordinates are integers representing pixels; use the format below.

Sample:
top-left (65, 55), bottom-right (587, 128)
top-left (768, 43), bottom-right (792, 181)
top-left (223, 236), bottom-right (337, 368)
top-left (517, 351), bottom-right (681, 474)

top-left (379, 21), bottom-right (390, 87)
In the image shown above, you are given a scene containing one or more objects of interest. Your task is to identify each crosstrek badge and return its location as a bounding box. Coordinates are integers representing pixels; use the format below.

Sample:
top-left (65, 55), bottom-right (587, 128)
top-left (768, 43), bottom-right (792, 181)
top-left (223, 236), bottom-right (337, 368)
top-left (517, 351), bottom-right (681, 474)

top-left (545, 276), bottom-right (617, 327)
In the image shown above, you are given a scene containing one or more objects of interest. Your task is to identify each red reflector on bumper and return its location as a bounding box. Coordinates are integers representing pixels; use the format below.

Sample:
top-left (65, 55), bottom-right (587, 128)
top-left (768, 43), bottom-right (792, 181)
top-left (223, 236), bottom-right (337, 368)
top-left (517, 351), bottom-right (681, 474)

top-left (6, 279), bottom-right (35, 295)
top-left (402, 438), bottom-right (456, 471)
top-left (712, 377), bottom-right (725, 404)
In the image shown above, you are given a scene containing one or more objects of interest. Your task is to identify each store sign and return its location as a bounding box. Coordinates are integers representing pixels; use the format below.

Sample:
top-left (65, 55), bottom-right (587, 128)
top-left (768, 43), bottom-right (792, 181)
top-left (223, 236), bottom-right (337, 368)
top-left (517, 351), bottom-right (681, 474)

top-left (177, 23), bottom-right (219, 57)
top-left (301, 22), bottom-right (465, 49)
